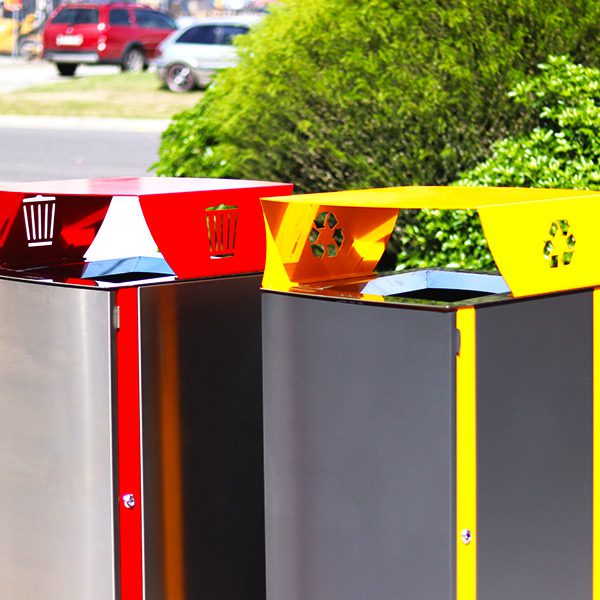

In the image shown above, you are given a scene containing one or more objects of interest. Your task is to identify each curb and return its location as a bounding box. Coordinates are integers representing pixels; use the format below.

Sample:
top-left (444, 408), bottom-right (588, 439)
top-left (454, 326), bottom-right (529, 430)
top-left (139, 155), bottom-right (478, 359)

top-left (0, 115), bottom-right (170, 133)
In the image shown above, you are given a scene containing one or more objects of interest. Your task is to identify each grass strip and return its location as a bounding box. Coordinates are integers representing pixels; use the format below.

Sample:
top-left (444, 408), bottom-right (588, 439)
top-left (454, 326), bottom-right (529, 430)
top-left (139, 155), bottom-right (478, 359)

top-left (0, 71), bottom-right (202, 119)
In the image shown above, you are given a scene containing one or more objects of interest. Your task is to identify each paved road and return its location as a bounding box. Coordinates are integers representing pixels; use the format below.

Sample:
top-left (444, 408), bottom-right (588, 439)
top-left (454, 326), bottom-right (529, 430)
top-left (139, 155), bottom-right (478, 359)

top-left (0, 117), bottom-right (166, 181)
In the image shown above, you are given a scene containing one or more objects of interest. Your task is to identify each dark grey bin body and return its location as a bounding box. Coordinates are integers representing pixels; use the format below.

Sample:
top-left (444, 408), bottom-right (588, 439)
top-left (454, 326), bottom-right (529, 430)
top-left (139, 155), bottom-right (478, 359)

top-left (140, 275), bottom-right (266, 599)
top-left (262, 288), bottom-right (593, 600)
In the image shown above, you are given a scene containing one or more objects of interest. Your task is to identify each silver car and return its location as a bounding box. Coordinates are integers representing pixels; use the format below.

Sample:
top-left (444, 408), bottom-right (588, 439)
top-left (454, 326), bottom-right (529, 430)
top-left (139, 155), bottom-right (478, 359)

top-left (153, 15), bottom-right (262, 92)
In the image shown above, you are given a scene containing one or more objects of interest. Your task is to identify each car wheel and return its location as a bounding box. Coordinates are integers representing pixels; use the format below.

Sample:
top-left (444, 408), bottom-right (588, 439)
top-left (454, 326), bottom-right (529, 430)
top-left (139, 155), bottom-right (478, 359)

top-left (121, 47), bottom-right (145, 72)
top-left (18, 39), bottom-right (37, 60)
top-left (56, 63), bottom-right (77, 76)
top-left (165, 63), bottom-right (195, 92)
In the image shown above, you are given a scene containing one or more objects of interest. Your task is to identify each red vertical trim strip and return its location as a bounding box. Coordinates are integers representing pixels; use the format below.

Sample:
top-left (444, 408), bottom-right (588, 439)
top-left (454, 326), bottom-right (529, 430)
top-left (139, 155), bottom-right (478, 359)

top-left (116, 287), bottom-right (143, 600)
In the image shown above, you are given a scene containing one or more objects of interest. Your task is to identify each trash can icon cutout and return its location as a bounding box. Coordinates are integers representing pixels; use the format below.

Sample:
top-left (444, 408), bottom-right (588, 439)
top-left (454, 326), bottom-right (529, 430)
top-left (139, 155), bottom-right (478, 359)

top-left (22, 195), bottom-right (56, 247)
top-left (206, 204), bottom-right (238, 258)
top-left (261, 185), bottom-right (600, 600)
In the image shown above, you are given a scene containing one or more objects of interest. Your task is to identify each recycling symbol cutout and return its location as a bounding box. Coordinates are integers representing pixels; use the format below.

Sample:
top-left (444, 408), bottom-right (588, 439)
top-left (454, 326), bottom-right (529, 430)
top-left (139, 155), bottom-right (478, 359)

top-left (543, 219), bottom-right (576, 268)
top-left (308, 211), bottom-right (344, 259)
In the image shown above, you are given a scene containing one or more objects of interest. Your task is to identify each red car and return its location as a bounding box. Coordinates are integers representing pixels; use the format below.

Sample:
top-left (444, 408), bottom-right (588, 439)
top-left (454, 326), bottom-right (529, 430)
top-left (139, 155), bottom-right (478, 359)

top-left (42, 2), bottom-right (177, 76)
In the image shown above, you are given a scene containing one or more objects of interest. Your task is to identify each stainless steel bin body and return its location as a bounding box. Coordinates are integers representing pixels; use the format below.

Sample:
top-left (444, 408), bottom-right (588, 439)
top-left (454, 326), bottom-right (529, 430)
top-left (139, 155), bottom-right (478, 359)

top-left (0, 278), bottom-right (117, 600)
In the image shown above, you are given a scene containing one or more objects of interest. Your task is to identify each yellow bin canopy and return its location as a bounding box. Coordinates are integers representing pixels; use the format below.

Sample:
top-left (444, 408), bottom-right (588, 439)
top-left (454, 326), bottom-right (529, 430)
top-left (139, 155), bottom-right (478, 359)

top-left (261, 186), bottom-right (600, 298)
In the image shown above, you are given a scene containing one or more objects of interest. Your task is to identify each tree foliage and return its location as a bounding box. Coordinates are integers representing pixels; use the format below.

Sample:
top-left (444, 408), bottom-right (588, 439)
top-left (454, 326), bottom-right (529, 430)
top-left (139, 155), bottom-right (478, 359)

top-left (155, 0), bottom-right (600, 194)
top-left (395, 56), bottom-right (600, 271)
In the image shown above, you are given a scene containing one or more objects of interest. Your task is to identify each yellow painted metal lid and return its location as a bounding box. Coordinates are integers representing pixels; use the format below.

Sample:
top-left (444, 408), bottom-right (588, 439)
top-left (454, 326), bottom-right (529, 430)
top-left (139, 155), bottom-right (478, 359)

top-left (261, 186), bottom-right (600, 298)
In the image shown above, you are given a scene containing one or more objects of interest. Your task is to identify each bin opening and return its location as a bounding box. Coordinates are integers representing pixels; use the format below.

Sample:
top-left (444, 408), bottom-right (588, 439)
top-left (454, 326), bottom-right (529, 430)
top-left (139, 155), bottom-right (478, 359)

top-left (387, 288), bottom-right (494, 302)
top-left (14, 256), bottom-right (176, 287)
top-left (90, 271), bottom-right (169, 284)
top-left (359, 269), bottom-right (510, 303)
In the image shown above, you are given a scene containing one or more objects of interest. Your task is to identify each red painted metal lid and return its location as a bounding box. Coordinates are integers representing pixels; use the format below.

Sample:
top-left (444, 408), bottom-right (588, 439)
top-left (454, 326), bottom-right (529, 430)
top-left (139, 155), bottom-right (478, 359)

top-left (0, 177), bottom-right (293, 278)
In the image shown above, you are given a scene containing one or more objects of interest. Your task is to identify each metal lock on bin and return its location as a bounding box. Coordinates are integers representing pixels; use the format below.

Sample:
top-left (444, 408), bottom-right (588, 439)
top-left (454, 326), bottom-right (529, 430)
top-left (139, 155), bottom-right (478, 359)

top-left (260, 186), bottom-right (600, 600)
top-left (0, 177), bottom-right (292, 600)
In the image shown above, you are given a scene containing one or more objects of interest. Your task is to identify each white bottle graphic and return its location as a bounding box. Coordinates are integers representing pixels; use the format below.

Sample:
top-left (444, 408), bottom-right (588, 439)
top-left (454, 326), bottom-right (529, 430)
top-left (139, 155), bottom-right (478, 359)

top-left (23, 195), bottom-right (56, 247)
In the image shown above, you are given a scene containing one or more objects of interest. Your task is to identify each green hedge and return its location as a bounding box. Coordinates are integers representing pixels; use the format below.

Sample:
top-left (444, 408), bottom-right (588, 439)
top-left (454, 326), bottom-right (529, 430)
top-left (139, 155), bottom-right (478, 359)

top-left (395, 56), bottom-right (600, 271)
top-left (459, 56), bottom-right (600, 189)
top-left (155, 0), bottom-right (600, 195)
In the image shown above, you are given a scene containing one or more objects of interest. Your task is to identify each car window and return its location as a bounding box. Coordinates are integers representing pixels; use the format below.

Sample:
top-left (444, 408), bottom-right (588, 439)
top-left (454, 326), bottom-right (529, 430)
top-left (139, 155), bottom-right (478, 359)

top-left (51, 8), bottom-right (99, 25)
top-left (175, 24), bottom-right (249, 45)
top-left (176, 25), bottom-right (217, 44)
top-left (219, 25), bottom-right (249, 45)
top-left (109, 8), bottom-right (130, 26)
top-left (134, 9), bottom-right (176, 29)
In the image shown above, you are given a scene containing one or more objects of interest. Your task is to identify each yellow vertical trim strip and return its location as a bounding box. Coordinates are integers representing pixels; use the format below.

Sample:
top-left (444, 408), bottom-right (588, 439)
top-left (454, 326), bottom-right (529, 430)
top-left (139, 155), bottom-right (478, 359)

top-left (456, 307), bottom-right (477, 600)
top-left (593, 289), bottom-right (600, 600)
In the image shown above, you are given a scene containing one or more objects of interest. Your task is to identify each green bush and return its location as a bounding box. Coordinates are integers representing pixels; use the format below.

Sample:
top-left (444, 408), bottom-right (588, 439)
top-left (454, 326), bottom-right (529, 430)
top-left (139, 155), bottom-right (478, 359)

top-left (459, 56), bottom-right (600, 189)
top-left (392, 209), bottom-right (494, 270)
top-left (155, 0), bottom-right (600, 194)
top-left (395, 56), bottom-right (600, 271)
top-left (155, 86), bottom-right (231, 178)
